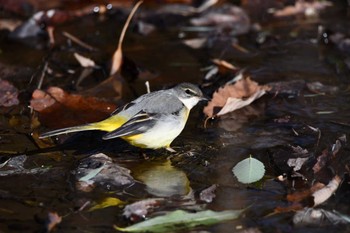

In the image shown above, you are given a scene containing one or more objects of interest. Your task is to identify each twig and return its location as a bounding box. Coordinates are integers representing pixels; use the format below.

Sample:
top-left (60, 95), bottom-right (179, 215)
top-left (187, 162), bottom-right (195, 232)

top-left (63, 31), bottom-right (98, 51)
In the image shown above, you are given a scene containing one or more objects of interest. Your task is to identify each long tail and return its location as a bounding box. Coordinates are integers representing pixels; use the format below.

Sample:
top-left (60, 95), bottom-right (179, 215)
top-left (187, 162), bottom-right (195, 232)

top-left (39, 123), bottom-right (100, 139)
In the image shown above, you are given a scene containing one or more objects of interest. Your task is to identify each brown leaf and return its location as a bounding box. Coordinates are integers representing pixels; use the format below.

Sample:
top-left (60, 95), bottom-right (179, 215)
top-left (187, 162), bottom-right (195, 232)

top-left (273, 203), bottom-right (304, 214)
top-left (46, 212), bottom-right (62, 232)
top-left (287, 183), bottom-right (325, 203)
top-left (203, 77), bottom-right (269, 117)
top-left (312, 149), bottom-right (330, 174)
top-left (0, 79), bottom-right (19, 107)
top-left (30, 87), bottom-right (116, 129)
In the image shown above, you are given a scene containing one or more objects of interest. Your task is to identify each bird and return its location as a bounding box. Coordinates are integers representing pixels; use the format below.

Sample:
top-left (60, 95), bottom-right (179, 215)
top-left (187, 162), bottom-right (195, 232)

top-left (39, 83), bottom-right (206, 151)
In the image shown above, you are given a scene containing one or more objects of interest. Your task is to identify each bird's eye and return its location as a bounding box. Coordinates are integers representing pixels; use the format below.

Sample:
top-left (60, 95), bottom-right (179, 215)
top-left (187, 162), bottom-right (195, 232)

top-left (185, 89), bottom-right (193, 95)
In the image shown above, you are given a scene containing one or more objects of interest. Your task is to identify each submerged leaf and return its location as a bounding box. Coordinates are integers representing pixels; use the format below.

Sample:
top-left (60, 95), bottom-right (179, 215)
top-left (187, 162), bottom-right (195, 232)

top-left (115, 209), bottom-right (244, 232)
top-left (232, 156), bottom-right (265, 184)
top-left (89, 197), bottom-right (124, 211)
top-left (293, 208), bottom-right (350, 226)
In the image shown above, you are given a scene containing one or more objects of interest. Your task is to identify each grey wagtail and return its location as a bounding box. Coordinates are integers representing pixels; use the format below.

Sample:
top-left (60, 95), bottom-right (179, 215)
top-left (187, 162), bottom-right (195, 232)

top-left (39, 83), bottom-right (206, 151)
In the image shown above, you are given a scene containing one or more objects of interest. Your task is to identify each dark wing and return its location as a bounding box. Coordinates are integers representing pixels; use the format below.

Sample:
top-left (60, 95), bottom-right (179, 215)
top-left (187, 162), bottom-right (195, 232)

top-left (102, 110), bottom-right (158, 140)
top-left (110, 102), bottom-right (136, 116)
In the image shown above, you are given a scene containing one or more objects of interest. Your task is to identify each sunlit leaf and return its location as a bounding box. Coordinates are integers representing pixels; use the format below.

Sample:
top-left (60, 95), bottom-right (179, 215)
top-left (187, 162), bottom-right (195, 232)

top-left (89, 197), bottom-right (124, 211)
top-left (232, 156), bottom-right (265, 184)
top-left (114, 209), bottom-right (244, 232)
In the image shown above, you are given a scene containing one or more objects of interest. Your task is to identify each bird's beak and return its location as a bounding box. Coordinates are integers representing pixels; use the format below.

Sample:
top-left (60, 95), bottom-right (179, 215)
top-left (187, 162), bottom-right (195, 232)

top-left (200, 94), bottom-right (210, 102)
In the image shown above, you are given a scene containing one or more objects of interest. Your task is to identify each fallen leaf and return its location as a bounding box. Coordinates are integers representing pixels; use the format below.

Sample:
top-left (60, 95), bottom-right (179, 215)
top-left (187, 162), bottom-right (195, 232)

top-left (0, 18), bottom-right (22, 31)
top-left (0, 79), bottom-right (19, 107)
top-left (204, 77), bottom-right (269, 117)
top-left (30, 87), bottom-right (116, 129)
top-left (287, 157), bottom-right (309, 171)
top-left (74, 53), bottom-right (97, 68)
top-left (273, 203), bottom-right (304, 214)
top-left (190, 5), bottom-right (250, 36)
top-left (312, 149), bottom-right (330, 174)
top-left (199, 184), bottom-right (218, 203)
top-left (89, 197), bottom-right (125, 211)
top-left (123, 198), bottom-right (165, 221)
top-left (74, 153), bottom-right (135, 192)
top-left (312, 175), bottom-right (341, 207)
top-left (290, 145), bottom-right (309, 155)
top-left (232, 156), bottom-right (265, 184)
top-left (182, 38), bottom-right (207, 49)
top-left (286, 183), bottom-right (325, 203)
top-left (293, 208), bottom-right (350, 226)
top-left (46, 212), bottom-right (62, 232)
top-left (115, 209), bottom-right (244, 232)
top-left (267, 80), bottom-right (305, 96)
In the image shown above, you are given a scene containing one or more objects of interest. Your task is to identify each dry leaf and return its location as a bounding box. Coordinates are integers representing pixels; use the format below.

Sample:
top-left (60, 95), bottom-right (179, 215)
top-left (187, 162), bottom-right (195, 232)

top-left (203, 77), bottom-right (269, 117)
top-left (182, 38), bottom-right (207, 49)
top-left (46, 212), bottom-right (62, 232)
top-left (287, 157), bottom-right (309, 172)
top-left (74, 53), bottom-right (96, 68)
top-left (199, 184), bottom-right (218, 203)
top-left (312, 149), bottom-right (330, 174)
top-left (312, 175), bottom-right (341, 207)
top-left (293, 208), bottom-right (350, 226)
top-left (0, 79), bottom-right (19, 107)
top-left (30, 87), bottom-right (116, 129)
top-left (287, 183), bottom-right (325, 203)
top-left (190, 5), bottom-right (250, 36)
top-left (123, 198), bottom-right (164, 221)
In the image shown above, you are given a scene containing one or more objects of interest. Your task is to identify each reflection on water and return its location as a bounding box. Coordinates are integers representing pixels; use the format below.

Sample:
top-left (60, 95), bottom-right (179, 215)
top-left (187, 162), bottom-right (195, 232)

top-left (133, 159), bottom-right (190, 197)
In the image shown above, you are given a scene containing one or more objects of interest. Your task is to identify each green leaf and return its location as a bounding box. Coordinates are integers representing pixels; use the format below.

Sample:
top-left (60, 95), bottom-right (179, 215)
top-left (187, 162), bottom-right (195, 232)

top-left (114, 209), bottom-right (244, 232)
top-left (88, 197), bottom-right (124, 211)
top-left (232, 156), bottom-right (265, 184)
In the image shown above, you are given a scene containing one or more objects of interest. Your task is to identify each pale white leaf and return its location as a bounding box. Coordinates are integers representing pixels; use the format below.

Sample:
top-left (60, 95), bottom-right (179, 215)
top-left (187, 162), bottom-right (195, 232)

top-left (217, 89), bottom-right (266, 116)
top-left (232, 156), bottom-right (265, 184)
top-left (74, 53), bottom-right (96, 68)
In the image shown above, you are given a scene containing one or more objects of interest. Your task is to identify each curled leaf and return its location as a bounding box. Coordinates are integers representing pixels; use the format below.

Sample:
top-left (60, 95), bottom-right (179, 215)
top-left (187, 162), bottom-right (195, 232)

top-left (204, 77), bottom-right (269, 118)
